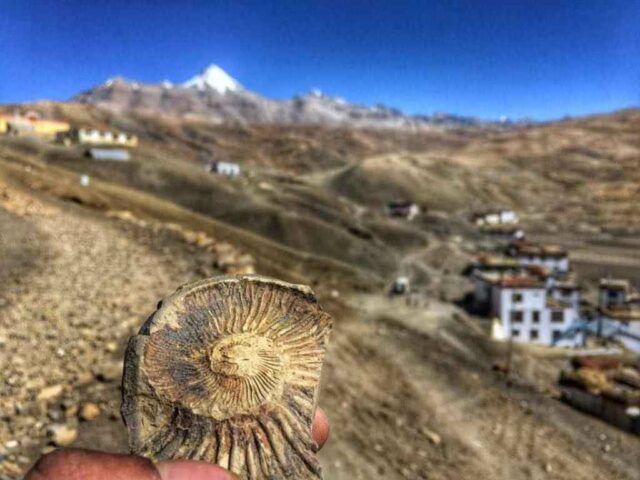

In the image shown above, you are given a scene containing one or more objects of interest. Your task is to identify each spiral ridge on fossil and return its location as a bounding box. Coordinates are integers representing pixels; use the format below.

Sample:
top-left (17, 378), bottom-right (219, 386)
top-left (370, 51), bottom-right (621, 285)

top-left (121, 275), bottom-right (332, 480)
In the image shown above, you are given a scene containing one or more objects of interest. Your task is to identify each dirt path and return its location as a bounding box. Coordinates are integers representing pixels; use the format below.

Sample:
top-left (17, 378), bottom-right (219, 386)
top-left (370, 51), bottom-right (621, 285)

top-left (319, 292), bottom-right (640, 480)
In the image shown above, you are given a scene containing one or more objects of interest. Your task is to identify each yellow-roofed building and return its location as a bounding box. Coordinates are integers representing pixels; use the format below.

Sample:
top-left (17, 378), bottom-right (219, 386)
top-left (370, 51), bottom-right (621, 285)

top-left (0, 115), bottom-right (10, 134)
top-left (0, 112), bottom-right (70, 140)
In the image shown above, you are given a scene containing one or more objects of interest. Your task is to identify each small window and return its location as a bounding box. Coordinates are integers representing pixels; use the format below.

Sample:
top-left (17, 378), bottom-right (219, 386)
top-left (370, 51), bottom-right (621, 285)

top-left (511, 328), bottom-right (520, 337)
top-left (552, 330), bottom-right (563, 343)
top-left (512, 292), bottom-right (523, 303)
top-left (510, 311), bottom-right (524, 323)
top-left (530, 329), bottom-right (539, 340)
top-left (551, 310), bottom-right (564, 323)
top-left (532, 311), bottom-right (540, 323)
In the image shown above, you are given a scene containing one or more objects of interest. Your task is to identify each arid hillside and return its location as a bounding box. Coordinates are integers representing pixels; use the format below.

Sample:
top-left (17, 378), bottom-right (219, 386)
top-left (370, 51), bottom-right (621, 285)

top-left (0, 104), bottom-right (639, 479)
top-left (329, 109), bottom-right (640, 233)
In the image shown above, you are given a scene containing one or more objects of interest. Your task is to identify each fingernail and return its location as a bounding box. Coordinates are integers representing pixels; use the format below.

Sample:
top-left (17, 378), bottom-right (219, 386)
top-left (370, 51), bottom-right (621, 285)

top-left (156, 460), bottom-right (239, 480)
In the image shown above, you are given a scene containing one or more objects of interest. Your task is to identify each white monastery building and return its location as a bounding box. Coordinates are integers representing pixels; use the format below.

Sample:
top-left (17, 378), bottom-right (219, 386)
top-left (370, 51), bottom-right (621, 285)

top-left (481, 273), bottom-right (579, 346)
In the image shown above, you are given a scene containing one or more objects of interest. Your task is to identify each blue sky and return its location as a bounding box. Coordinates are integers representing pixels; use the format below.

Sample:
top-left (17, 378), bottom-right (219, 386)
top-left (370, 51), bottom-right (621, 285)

top-left (0, 0), bottom-right (638, 120)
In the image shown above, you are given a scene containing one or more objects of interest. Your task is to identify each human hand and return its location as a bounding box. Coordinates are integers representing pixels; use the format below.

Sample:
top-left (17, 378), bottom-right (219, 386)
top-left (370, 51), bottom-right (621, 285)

top-left (26, 408), bottom-right (329, 479)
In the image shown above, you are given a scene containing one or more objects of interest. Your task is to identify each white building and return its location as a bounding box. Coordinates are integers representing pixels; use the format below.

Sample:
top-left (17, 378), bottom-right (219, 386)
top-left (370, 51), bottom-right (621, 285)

top-left (479, 273), bottom-right (579, 346)
top-left (507, 241), bottom-right (570, 274)
top-left (85, 148), bottom-right (130, 162)
top-left (208, 161), bottom-right (241, 177)
top-left (550, 281), bottom-right (640, 352)
top-left (599, 278), bottom-right (632, 308)
top-left (467, 255), bottom-right (553, 313)
top-left (599, 299), bottom-right (640, 352)
top-left (58, 128), bottom-right (138, 147)
top-left (473, 210), bottom-right (518, 227)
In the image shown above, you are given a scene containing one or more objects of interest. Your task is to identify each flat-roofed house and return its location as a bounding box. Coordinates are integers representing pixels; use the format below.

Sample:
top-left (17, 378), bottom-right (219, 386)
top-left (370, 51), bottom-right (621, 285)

top-left (467, 255), bottom-right (552, 313)
top-left (507, 240), bottom-right (570, 274)
top-left (85, 148), bottom-right (130, 162)
top-left (599, 278), bottom-right (632, 308)
top-left (488, 274), bottom-right (549, 344)
top-left (0, 112), bottom-right (69, 139)
top-left (599, 299), bottom-right (640, 352)
top-left (207, 161), bottom-right (241, 177)
top-left (553, 294), bottom-right (640, 352)
top-left (473, 210), bottom-right (519, 227)
top-left (5, 116), bottom-right (34, 136)
top-left (57, 128), bottom-right (138, 147)
top-left (479, 272), bottom-right (578, 345)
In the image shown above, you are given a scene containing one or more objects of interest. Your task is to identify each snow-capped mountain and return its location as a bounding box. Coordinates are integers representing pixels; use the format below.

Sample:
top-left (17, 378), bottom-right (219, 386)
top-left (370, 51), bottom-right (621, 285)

top-left (73, 65), bottom-right (495, 129)
top-left (182, 64), bottom-right (243, 93)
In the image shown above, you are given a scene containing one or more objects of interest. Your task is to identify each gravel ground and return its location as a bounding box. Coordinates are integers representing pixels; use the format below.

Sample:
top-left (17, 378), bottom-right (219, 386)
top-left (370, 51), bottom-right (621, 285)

top-left (0, 192), bottom-right (224, 478)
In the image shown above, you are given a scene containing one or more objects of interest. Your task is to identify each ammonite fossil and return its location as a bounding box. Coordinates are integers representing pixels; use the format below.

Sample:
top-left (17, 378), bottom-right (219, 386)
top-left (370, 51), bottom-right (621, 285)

top-left (121, 275), bottom-right (332, 480)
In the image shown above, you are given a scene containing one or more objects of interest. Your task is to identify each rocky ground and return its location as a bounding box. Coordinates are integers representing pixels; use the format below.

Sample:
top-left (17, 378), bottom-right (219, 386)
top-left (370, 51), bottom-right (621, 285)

top-left (0, 182), bottom-right (251, 477)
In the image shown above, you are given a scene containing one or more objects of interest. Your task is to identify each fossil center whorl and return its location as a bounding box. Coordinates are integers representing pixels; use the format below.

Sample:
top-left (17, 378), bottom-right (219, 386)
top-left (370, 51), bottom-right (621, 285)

top-left (208, 333), bottom-right (281, 379)
top-left (202, 333), bottom-right (285, 418)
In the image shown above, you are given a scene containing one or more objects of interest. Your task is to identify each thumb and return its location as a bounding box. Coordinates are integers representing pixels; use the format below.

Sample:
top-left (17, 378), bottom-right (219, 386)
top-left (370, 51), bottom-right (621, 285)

top-left (156, 460), bottom-right (239, 480)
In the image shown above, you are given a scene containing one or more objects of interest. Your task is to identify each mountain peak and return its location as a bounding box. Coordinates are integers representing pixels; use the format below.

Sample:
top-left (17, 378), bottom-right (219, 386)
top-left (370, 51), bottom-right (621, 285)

top-left (182, 64), bottom-right (242, 93)
top-left (75, 67), bottom-right (501, 130)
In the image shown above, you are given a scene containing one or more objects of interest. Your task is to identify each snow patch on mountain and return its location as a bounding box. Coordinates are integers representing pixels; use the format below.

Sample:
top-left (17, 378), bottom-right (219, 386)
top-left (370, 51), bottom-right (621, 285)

top-left (182, 64), bottom-right (242, 93)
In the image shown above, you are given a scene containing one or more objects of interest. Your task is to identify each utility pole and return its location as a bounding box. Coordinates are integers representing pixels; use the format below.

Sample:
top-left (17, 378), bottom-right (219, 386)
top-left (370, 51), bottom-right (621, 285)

top-left (505, 334), bottom-right (514, 376)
